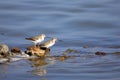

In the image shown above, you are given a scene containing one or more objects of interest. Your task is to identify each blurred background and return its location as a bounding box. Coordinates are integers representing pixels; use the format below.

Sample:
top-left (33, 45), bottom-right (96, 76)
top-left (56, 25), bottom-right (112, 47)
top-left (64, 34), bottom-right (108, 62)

top-left (0, 0), bottom-right (120, 48)
top-left (0, 0), bottom-right (120, 80)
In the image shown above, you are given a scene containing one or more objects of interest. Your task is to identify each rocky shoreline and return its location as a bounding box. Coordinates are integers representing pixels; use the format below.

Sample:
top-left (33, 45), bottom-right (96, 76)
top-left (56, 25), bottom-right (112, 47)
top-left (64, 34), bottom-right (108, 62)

top-left (0, 43), bottom-right (50, 63)
top-left (0, 43), bottom-right (120, 64)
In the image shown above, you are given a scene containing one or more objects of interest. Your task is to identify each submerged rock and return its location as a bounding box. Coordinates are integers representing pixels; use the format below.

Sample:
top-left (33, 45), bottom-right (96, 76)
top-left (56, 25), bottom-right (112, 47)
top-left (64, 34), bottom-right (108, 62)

top-left (58, 54), bottom-right (67, 61)
top-left (63, 49), bottom-right (78, 54)
top-left (0, 44), bottom-right (9, 58)
top-left (95, 52), bottom-right (106, 56)
top-left (112, 52), bottom-right (120, 55)
top-left (113, 52), bottom-right (120, 54)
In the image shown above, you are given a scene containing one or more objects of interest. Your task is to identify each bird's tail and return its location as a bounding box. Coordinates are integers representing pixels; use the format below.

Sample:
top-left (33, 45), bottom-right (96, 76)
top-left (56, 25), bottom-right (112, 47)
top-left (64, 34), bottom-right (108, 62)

top-left (25, 38), bottom-right (33, 40)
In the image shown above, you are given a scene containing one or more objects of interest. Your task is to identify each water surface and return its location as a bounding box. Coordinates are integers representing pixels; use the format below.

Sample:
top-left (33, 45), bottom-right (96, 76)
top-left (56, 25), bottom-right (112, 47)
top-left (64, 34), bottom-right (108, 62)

top-left (0, 0), bottom-right (120, 80)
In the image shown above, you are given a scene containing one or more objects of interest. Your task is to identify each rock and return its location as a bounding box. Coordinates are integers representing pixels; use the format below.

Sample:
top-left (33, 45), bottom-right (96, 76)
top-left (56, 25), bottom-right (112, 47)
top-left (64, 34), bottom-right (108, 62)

top-left (95, 52), bottom-right (106, 56)
top-left (112, 52), bottom-right (120, 55)
top-left (113, 52), bottom-right (120, 54)
top-left (11, 47), bottom-right (21, 53)
top-left (58, 54), bottom-right (67, 61)
top-left (25, 46), bottom-right (50, 57)
top-left (63, 49), bottom-right (78, 54)
top-left (0, 44), bottom-right (9, 57)
top-left (0, 58), bottom-right (8, 63)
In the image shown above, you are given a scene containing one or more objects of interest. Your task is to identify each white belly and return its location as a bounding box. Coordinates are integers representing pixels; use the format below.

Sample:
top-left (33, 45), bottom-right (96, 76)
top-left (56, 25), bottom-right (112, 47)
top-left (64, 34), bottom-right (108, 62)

top-left (46, 42), bottom-right (55, 48)
top-left (32, 38), bottom-right (44, 44)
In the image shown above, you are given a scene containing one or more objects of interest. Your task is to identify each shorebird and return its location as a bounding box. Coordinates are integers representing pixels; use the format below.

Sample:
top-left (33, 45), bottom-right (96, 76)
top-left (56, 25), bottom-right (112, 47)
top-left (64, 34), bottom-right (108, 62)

top-left (25, 34), bottom-right (46, 46)
top-left (40, 37), bottom-right (57, 48)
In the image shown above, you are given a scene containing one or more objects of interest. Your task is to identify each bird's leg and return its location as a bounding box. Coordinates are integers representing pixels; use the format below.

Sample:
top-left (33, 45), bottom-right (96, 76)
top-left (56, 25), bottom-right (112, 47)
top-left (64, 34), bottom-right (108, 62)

top-left (34, 43), bottom-right (37, 48)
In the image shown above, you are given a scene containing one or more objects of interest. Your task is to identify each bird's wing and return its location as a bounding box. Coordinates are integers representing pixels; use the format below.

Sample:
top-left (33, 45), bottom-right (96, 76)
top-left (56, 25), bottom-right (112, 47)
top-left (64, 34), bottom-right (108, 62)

top-left (40, 40), bottom-right (51, 46)
top-left (25, 36), bottom-right (39, 41)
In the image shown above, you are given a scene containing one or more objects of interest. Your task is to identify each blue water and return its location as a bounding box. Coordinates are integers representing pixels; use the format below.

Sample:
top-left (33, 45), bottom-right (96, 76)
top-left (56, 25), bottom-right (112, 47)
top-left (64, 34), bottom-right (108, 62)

top-left (0, 0), bottom-right (120, 80)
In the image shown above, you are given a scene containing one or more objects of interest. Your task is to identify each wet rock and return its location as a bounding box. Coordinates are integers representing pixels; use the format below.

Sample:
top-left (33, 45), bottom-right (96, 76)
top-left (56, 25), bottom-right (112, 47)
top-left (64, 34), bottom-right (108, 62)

top-left (0, 58), bottom-right (9, 63)
top-left (57, 53), bottom-right (75, 61)
top-left (11, 47), bottom-right (21, 53)
top-left (112, 52), bottom-right (120, 55)
top-left (58, 54), bottom-right (67, 61)
top-left (113, 52), bottom-right (120, 54)
top-left (63, 49), bottom-right (78, 54)
top-left (95, 52), bottom-right (106, 56)
top-left (25, 46), bottom-right (50, 57)
top-left (0, 44), bottom-right (9, 57)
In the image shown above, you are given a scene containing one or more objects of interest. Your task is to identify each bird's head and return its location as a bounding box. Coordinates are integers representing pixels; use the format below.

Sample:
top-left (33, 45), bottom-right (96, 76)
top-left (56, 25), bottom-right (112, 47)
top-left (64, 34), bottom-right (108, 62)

top-left (41, 34), bottom-right (46, 38)
top-left (52, 37), bottom-right (58, 42)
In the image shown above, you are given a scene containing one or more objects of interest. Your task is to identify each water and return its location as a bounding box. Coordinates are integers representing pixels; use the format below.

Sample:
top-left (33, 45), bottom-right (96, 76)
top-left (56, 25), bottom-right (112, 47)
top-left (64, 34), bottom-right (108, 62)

top-left (0, 0), bottom-right (120, 80)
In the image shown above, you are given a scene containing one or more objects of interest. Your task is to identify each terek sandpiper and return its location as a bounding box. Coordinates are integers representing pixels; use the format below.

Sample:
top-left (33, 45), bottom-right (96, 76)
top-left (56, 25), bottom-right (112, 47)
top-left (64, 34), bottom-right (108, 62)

top-left (25, 34), bottom-right (46, 46)
top-left (40, 37), bottom-right (57, 48)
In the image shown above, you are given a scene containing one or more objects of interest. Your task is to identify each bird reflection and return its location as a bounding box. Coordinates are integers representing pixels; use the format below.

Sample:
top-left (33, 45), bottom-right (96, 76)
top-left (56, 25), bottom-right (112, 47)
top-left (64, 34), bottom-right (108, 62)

top-left (28, 50), bottom-right (75, 76)
top-left (29, 57), bottom-right (56, 77)
top-left (29, 57), bottom-right (48, 67)
top-left (29, 57), bottom-right (48, 76)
